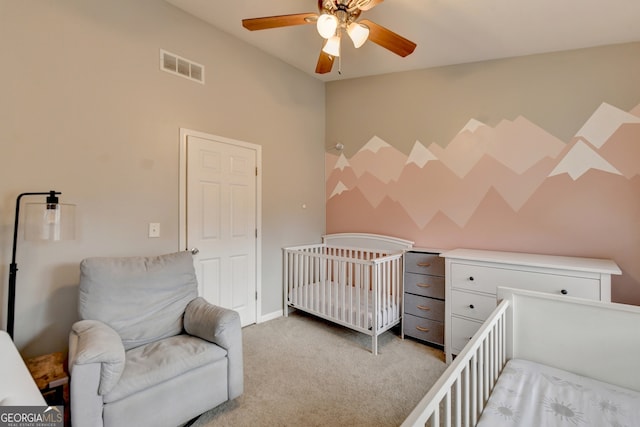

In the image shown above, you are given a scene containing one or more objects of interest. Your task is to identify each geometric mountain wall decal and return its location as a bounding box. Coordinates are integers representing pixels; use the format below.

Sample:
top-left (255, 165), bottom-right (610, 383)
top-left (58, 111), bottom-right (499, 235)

top-left (327, 102), bottom-right (640, 304)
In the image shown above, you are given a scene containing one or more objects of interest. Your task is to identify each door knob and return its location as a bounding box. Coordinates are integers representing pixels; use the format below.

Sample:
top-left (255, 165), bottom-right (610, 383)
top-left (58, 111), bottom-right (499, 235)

top-left (190, 248), bottom-right (200, 255)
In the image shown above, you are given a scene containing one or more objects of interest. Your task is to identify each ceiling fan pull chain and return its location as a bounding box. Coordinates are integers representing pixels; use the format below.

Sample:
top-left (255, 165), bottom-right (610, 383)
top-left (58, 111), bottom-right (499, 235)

top-left (338, 55), bottom-right (342, 75)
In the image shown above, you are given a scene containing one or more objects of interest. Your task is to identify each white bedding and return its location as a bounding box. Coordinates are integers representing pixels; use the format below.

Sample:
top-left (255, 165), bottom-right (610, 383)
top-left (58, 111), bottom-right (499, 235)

top-left (478, 358), bottom-right (640, 427)
top-left (289, 281), bottom-right (399, 328)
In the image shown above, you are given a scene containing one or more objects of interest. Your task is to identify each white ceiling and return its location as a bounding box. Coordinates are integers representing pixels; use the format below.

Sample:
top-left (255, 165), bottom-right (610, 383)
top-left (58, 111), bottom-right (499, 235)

top-left (166, 0), bottom-right (640, 82)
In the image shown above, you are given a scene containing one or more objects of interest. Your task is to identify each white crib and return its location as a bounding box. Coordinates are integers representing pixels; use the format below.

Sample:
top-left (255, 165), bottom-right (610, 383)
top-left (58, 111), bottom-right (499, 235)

top-left (283, 233), bottom-right (413, 354)
top-left (402, 287), bottom-right (640, 426)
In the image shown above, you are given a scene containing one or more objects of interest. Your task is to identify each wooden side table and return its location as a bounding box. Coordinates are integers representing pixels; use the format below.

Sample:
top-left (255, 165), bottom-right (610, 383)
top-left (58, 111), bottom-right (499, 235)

top-left (25, 352), bottom-right (70, 426)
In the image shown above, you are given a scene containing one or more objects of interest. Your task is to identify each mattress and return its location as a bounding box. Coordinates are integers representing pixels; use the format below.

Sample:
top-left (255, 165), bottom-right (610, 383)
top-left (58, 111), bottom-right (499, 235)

top-left (288, 281), bottom-right (399, 328)
top-left (477, 358), bottom-right (640, 427)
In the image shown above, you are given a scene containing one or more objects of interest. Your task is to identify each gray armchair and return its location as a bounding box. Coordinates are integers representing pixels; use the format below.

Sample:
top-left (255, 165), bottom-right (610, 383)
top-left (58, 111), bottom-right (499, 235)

top-left (68, 251), bottom-right (243, 427)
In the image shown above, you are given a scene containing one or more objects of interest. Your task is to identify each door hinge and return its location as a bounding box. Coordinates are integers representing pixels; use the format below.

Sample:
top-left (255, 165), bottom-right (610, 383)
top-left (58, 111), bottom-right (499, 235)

top-left (255, 167), bottom-right (258, 176)
top-left (255, 291), bottom-right (258, 301)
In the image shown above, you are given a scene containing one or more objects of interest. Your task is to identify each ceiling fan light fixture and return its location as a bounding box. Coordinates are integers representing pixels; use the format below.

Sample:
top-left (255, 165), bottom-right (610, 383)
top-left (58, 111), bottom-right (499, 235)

top-left (317, 13), bottom-right (338, 39)
top-left (347, 22), bottom-right (369, 48)
top-left (322, 35), bottom-right (341, 57)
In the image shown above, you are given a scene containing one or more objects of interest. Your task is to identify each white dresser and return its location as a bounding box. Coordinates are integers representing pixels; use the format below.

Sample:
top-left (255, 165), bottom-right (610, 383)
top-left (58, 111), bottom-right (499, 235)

top-left (441, 248), bottom-right (621, 363)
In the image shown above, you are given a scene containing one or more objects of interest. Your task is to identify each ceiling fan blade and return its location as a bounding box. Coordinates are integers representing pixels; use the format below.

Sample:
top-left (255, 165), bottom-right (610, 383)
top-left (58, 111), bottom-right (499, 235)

top-left (242, 13), bottom-right (317, 31)
top-left (357, 0), bottom-right (384, 11)
top-left (315, 49), bottom-right (335, 74)
top-left (359, 19), bottom-right (417, 57)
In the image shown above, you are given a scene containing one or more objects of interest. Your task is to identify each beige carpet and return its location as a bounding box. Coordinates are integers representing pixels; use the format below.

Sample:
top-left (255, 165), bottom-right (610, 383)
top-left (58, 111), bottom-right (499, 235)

top-left (191, 311), bottom-right (446, 427)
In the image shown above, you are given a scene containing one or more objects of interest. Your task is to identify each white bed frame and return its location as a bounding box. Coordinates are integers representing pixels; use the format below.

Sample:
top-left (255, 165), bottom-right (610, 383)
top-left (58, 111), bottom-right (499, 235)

top-left (283, 233), bottom-right (413, 354)
top-left (402, 287), bottom-right (640, 426)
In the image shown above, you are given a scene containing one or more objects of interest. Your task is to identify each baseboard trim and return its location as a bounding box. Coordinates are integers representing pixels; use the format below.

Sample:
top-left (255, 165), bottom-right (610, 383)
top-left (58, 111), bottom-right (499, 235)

top-left (260, 309), bottom-right (283, 323)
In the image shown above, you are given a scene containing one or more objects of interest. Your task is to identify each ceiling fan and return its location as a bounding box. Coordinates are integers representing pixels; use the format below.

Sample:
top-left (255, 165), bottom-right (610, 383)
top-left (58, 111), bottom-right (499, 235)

top-left (242, 0), bottom-right (417, 74)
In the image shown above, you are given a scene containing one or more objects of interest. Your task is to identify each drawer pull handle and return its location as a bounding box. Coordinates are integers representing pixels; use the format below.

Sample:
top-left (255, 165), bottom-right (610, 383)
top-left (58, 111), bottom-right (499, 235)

top-left (416, 283), bottom-right (431, 288)
top-left (561, 289), bottom-right (568, 295)
top-left (469, 304), bottom-right (475, 309)
top-left (417, 305), bottom-right (431, 311)
top-left (417, 262), bottom-right (431, 267)
top-left (469, 276), bottom-right (475, 281)
top-left (416, 326), bottom-right (430, 333)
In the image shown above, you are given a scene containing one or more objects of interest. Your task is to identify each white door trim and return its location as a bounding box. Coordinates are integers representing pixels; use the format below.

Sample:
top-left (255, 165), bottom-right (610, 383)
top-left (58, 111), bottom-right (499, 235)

top-left (179, 128), bottom-right (263, 324)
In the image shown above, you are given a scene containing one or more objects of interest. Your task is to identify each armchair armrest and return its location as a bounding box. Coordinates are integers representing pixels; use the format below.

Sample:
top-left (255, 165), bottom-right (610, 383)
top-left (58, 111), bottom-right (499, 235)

top-left (69, 320), bottom-right (125, 395)
top-left (69, 320), bottom-right (125, 427)
top-left (184, 297), bottom-right (243, 399)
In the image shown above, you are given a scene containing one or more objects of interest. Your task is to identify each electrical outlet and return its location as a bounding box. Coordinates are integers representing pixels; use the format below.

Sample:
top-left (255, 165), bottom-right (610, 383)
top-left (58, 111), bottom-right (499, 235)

top-left (148, 223), bottom-right (160, 238)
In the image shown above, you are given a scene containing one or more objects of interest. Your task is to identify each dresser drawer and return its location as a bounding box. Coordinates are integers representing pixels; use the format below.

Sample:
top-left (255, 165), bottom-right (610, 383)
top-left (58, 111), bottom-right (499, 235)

top-left (451, 316), bottom-right (482, 354)
top-left (450, 290), bottom-right (495, 321)
top-left (405, 294), bottom-right (445, 321)
top-left (405, 252), bottom-right (445, 276)
top-left (405, 273), bottom-right (445, 299)
top-left (450, 263), bottom-right (601, 299)
top-left (403, 314), bottom-right (444, 345)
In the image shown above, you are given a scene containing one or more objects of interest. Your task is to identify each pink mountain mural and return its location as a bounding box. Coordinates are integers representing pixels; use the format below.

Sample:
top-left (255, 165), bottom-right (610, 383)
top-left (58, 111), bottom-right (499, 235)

top-left (599, 123), bottom-right (640, 179)
top-left (575, 102), bottom-right (640, 148)
top-left (349, 136), bottom-right (407, 183)
top-left (326, 102), bottom-right (640, 304)
top-left (429, 115), bottom-right (565, 177)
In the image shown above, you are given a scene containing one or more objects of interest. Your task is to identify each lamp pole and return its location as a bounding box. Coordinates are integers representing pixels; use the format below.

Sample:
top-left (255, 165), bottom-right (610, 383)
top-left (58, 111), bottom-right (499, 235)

top-left (7, 191), bottom-right (61, 339)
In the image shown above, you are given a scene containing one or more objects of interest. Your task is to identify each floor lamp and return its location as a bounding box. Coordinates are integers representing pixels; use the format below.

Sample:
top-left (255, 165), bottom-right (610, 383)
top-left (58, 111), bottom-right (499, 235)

top-left (7, 191), bottom-right (75, 339)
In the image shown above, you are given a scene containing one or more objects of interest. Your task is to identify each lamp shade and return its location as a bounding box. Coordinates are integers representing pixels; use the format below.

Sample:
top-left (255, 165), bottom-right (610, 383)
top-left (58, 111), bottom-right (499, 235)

top-left (317, 14), bottom-right (338, 39)
top-left (322, 35), bottom-right (341, 57)
top-left (347, 22), bottom-right (369, 48)
top-left (24, 202), bottom-right (76, 241)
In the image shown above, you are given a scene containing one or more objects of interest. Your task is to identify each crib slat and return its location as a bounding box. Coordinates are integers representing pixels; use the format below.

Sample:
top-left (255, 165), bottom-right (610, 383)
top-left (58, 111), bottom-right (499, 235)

top-left (293, 252), bottom-right (299, 306)
top-left (283, 250), bottom-right (289, 316)
top-left (431, 409), bottom-right (439, 427)
top-left (339, 257), bottom-right (345, 321)
top-left (372, 263), bottom-right (379, 354)
top-left (444, 389), bottom-right (451, 427)
top-left (321, 248), bottom-right (326, 315)
top-left (356, 261), bottom-right (362, 328)
top-left (496, 325), bottom-right (500, 380)
top-left (303, 252), bottom-right (309, 309)
top-left (471, 353), bottom-right (478, 425)
top-left (463, 362), bottom-right (470, 427)
top-left (380, 262), bottom-right (385, 328)
top-left (483, 338), bottom-right (490, 404)
top-left (313, 253), bottom-right (318, 312)
top-left (454, 376), bottom-right (461, 427)
top-left (489, 329), bottom-right (495, 384)
top-left (367, 259), bottom-right (371, 329)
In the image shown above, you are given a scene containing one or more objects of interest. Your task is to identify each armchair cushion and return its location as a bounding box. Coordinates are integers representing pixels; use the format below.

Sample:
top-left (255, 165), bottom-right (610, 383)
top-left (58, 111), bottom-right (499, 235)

top-left (79, 251), bottom-right (198, 350)
top-left (71, 319), bottom-right (125, 395)
top-left (103, 334), bottom-right (227, 403)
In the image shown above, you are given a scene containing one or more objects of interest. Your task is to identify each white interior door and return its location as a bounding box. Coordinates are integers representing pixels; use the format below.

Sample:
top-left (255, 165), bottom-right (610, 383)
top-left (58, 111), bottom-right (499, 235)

top-left (185, 133), bottom-right (258, 326)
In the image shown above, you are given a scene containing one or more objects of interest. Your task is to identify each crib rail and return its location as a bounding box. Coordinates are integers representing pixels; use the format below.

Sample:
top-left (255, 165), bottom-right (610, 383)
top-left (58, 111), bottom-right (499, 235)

top-left (283, 243), bottom-right (404, 354)
top-left (401, 299), bottom-right (509, 427)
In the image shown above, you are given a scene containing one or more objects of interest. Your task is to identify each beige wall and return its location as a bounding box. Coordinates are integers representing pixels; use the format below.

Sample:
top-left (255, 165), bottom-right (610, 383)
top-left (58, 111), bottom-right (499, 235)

top-left (326, 43), bottom-right (640, 305)
top-left (327, 43), bottom-right (640, 157)
top-left (0, 0), bottom-right (326, 356)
